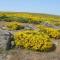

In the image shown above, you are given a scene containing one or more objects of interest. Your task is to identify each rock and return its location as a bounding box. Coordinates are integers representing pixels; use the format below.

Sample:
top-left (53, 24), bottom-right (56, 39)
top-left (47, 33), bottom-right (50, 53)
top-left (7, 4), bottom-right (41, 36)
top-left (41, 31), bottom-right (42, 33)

top-left (43, 22), bottom-right (54, 28)
top-left (0, 30), bottom-right (13, 60)
top-left (24, 24), bottom-right (38, 30)
top-left (0, 30), bottom-right (12, 51)
top-left (1, 26), bottom-right (7, 30)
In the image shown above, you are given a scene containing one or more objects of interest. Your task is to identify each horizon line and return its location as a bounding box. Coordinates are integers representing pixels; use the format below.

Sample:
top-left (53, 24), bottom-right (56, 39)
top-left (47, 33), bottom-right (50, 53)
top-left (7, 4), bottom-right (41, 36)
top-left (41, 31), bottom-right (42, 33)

top-left (0, 11), bottom-right (60, 16)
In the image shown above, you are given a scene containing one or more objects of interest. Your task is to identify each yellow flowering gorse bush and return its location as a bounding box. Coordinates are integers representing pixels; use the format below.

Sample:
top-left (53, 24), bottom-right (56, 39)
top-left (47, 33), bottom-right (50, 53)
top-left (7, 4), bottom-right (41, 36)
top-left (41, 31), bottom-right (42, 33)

top-left (45, 28), bottom-right (60, 38)
top-left (36, 25), bottom-right (60, 39)
top-left (6, 22), bottom-right (24, 30)
top-left (13, 30), bottom-right (53, 51)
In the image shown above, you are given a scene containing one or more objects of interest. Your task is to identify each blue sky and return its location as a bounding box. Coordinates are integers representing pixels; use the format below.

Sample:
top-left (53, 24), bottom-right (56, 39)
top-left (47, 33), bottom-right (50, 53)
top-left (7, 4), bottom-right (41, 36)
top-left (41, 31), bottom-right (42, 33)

top-left (0, 0), bottom-right (60, 15)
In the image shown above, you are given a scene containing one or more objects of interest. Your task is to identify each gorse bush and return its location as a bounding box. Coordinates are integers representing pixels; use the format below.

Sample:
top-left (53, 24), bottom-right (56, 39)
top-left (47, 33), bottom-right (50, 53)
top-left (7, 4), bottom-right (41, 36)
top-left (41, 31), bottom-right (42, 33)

top-left (6, 22), bottom-right (24, 30)
top-left (37, 25), bottom-right (60, 39)
top-left (13, 30), bottom-right (53, 51)
top-left (17, 17), bottom-right (30, 23)
top-left (45, 28), bottom-right (60, 39)
top-left (0, 14), bottom-right (16, 22)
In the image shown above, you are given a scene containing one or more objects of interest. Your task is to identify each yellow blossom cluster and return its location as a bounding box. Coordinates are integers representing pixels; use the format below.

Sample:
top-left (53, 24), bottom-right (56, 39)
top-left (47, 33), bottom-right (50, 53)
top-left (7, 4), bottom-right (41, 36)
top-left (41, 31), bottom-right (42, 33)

top-left (13, 30), bottom-right (53, 51)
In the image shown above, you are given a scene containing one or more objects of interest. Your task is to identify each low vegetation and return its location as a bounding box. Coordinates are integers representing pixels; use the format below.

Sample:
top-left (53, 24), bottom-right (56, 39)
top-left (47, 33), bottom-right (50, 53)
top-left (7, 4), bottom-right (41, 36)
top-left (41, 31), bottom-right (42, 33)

top-left (6, 22), bottom-right (24, 30)
top-left (0, 12), bottom-right (60, 24)
top-left (13, 30), bottom-right (53, 52)
top-left (37, 25), bottom-right (60, 39)
top-left (0, 12), bottom-right (60, 52)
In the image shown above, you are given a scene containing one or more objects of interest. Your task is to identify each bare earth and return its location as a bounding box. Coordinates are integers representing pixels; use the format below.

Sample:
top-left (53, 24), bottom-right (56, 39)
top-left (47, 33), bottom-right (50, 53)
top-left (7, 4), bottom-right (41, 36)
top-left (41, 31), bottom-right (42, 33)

top-left (6, 40), bottom-right (60, 60)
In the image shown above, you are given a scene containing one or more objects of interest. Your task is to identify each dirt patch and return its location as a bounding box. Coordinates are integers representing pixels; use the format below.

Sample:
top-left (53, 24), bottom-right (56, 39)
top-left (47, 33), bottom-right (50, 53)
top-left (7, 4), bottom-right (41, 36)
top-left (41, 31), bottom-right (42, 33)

top-left (6, 40), bottom-right (60, 60)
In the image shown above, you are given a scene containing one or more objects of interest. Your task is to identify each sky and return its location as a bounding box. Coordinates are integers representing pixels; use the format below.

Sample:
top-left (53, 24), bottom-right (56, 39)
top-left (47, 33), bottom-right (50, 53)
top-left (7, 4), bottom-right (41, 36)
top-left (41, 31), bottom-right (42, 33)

top-left (0, 0), bottom-right (60, 15)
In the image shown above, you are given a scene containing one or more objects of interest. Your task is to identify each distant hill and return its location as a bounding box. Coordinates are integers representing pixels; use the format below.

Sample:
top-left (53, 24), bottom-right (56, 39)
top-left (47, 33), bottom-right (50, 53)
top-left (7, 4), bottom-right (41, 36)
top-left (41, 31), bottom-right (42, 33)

top-left (0, 12), bottom-right (60, 17)
top-left (0, 12), bottom-right (60, 23)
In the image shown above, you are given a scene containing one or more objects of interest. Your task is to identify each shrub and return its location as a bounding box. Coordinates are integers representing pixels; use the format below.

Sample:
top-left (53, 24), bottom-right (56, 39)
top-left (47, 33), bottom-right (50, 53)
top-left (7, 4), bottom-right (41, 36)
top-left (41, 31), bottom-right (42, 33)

top-left (0, 15), bottom-right (16, 22)
top-left (45, 28), bottom-right (60, 39)
top-left (36, 25), bottom-right (60, 39)
top-left (6, 22), bottom-right (24, 30)
top-left (17, 17), bottom-right (30, 23)
top-left (13, 30), bottom-right (53, 52)
top-left (3, 17), bottom-right (16, 22)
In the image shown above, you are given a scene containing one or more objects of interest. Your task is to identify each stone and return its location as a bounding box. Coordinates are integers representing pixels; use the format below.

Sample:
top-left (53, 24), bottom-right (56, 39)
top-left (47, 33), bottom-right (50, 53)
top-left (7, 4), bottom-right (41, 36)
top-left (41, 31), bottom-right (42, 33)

top-left (0, 30), bottom-right (12, 51)
top-left (0, 30), bottom-right (13, 60)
